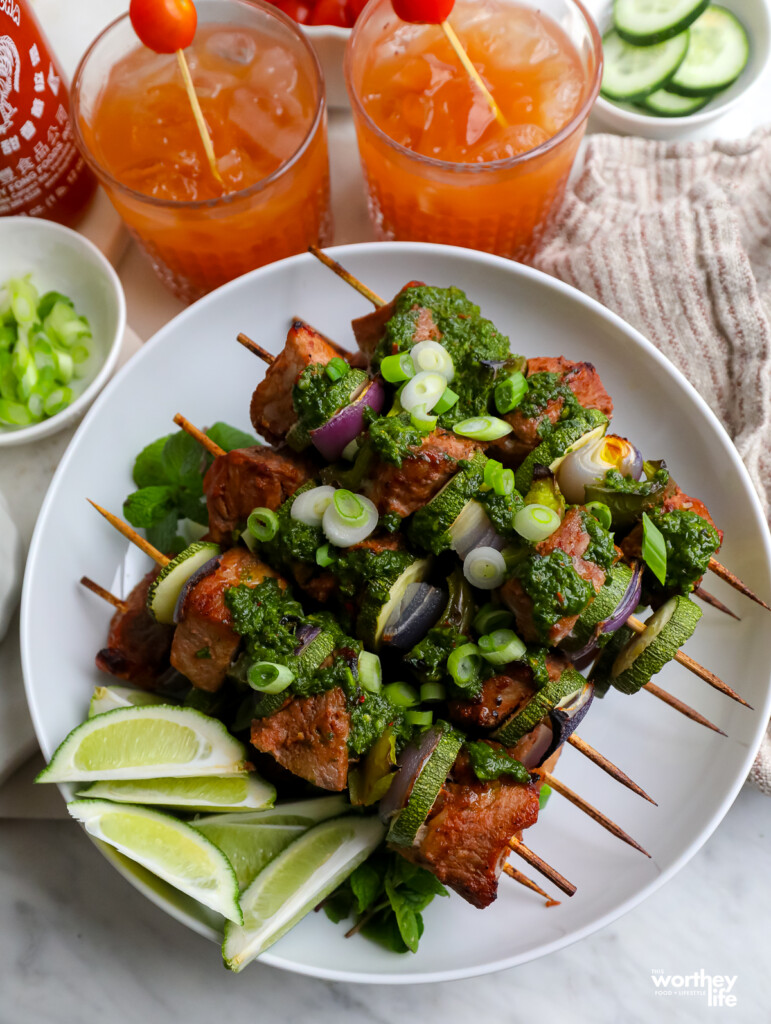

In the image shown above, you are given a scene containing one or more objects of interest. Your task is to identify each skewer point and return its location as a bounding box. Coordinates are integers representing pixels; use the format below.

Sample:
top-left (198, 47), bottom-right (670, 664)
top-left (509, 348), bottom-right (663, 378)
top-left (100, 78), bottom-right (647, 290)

top-left (708, 557), bottom-right (770, 612)
top-left (307, 247), bottom-right (386, 308)
top-left (541, 771), bottom-right (650, 857)
top-left (568, 734), bottom-right (657, 806)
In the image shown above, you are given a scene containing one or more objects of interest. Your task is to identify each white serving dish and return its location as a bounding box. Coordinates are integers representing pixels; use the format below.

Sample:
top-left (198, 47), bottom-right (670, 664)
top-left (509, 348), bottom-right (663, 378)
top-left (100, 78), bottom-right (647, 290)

top-left (0, 217), bottom-right (126, 447)
top-left (0, 489), bottom-right (23, 642)
top-left (21, 242), bottom-right (771, 983)
top-left (586, 0), bottom-right (771, 139)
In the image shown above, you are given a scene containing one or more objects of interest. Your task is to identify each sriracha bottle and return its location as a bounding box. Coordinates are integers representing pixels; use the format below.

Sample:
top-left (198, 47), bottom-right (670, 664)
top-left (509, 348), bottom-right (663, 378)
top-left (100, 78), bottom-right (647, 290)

top-left (0, 0), bottom-right (96, 224)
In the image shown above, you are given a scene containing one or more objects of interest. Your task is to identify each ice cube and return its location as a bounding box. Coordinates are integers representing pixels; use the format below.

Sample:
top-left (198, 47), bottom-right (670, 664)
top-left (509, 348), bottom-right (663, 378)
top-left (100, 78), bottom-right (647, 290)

top-left (205, 30), bottom-right (257, 66)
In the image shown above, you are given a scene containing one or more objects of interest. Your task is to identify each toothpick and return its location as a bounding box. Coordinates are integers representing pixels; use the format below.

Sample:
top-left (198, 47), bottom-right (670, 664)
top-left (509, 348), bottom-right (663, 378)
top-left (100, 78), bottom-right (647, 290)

top-left (441, 20), bottom-right (508, 129)
top-left (176, 49), bottom-right (224, 190)
top-left (173, 413), bottom-right (225, 459)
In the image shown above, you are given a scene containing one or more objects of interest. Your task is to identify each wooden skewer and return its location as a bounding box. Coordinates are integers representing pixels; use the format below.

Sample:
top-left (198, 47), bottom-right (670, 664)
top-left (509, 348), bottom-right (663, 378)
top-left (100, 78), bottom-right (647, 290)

top-left (539, 771), bottom-right (650, 857)
top-left (567, 734), bottom-right (656, 805)
top-left (694, 585), bottom-right (740, 621)
top-left (308, 247), bottom-right (385, 308)
top-left (508, 838), bottom-right (576, 897)
top-left (709, 557), bottom-right (770, 612)
top-left (79, 576), bottom-right (126, 613)
top-left (87, 500), bottom-right (169, 568)
top-left (172, 413), bottom-right (224, 459)
top-left (502, 862), bottom-right (560, 906)
top-left (440, 20), bottom-right (508, 128)
top-left (175, 49), bottom-right (224, 189)
top-left (237, 332), bottom-right (275, 366)
top-left (643, 681), bottom-right (727, 736)
top-left (626, 614), bottom-right (751, 708)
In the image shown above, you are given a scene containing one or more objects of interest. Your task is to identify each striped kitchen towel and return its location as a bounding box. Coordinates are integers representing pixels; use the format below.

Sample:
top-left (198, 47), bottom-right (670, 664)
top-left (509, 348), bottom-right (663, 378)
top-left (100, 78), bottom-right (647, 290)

top-left (534, 126), bottom-right (771, 794)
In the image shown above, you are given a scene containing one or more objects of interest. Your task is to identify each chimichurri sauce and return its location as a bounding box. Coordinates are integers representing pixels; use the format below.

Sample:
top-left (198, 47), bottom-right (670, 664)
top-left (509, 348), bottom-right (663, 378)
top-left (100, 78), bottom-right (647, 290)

top-left (517, 372), bottom-right (583, 436)
top-left (365, 410), bottom-right (424, 467)
top-left (648, 507), bottom-right (720, 593)
top-left (465, 741), bottom-right (530, 783)
top-left (292, 364), bottom-right (367, 430)
top-left (510, 551), bottom-right (595, 643)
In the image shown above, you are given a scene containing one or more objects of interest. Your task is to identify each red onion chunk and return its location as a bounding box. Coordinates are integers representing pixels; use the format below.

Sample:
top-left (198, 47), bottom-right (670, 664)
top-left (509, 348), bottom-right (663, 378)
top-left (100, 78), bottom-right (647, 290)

top-left (542, 681), bottom-right (594, 762)
top-left (293, 624), bottom-right (321, 657)
top-left (311, 377), bottom-right (386, 462)
top-left (602, 563), bottom-right (644, 635)
top-left (379, 725), bottom-right (443, 823)
top-left (172, 555), bottom-right (222, 624)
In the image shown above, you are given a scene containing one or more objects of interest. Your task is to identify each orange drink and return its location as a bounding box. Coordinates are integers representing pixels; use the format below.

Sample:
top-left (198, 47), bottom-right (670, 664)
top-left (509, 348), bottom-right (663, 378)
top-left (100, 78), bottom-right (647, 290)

top-left (345, 0), bottom-right (601, 261)
top-left (73, 0), bottom-right (332, 303)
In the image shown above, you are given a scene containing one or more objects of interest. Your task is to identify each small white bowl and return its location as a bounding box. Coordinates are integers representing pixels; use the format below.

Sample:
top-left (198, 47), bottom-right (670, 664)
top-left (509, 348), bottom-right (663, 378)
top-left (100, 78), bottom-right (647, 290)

top-left (0, 217), bottom-right (126, 447)
top-left (304, 25), bottom-right (350, 109)
top-left (586, 0), bottom-right (771, 139)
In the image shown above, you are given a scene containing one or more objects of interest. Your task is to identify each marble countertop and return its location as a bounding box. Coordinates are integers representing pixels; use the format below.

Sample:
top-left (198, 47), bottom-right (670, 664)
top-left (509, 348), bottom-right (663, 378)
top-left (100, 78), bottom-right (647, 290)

top-left (2, 2), bottom-right (770, 1020)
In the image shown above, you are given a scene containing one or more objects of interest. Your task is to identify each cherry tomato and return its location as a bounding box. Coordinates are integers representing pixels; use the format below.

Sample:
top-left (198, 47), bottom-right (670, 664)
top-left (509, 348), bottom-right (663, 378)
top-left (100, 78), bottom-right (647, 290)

top-left (345, 0), bottom-right (369, 24)
top-left (271, 0), bottom-right (314, 23)
top-left (129, 0), bottom-right (197, 53)
top-left (309, 0), bottom-right (350, 25)
top-left (391, 0), bottom-right (454, 23)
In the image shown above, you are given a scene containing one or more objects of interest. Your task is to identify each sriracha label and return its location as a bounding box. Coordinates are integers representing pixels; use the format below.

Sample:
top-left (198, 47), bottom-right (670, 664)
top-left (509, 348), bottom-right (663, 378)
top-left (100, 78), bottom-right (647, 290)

top-left (0, 0), bottom-right (95, 223)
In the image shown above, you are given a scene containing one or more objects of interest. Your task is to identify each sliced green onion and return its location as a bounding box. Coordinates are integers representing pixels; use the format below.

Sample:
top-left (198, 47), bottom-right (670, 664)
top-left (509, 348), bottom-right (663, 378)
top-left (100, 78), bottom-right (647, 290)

top-left (513, 504), bottom-right (561, 543)
top-left (483, 459), bottom-right (503, 491)
top-left (463, 547), bottom-right (506, 590)
top-left (473, 602), bottom-right (514, 634)
top-left (477, 628), bottom-right (526, 666)
top-left (380, 352), bottom-right (415, 383)
top-left (53, 348), bottom-right (74, 384)
top-left (433, 386), bottom-right (459, 415)
top-left (383, 681), bottom-right (419, 707)
top-left (325, 357), bottom-right (349, 382)
top-left (333, 489), bottom-right (367, 526)
top-left (447, 643), bottom-right (482, 687)
top-left (400, 370), bottom-right (446, 413)
top-left (405, 709), bottom-right (433, 727)
top-left (453, 416), bottom-right (513, 441)
top-left (410, 403), bottom-right (438, 432)
top-left (9, 277), bottom-right (37, 325)
top-left (316, 543), bottom-right (336, 568)
top-left (27, 392), bottom-right (44, 420)
top-left (247, 661), bottom-right (294, 694)
top-left (322, 491), bottom-right (378, 547)
top-left (247, 507), bottom-right (279, 542)
top-left (410, 340), bottom-right (454, 381)
top-left (586, 501), bottom-right (613, 531)
top-left (291, 485), bottom-right (335, 527)
top-left (494, 371), bottom-right (528, 414)
top-left (0, 398), bottom-right (33, 426)
top-left (420, 682), bottom-right (446, 703)
top-left (71, 344), bottom-right (90, 365)
top-left (42, 387), bottom-right (72, 417)
top-left (495, 468), bottom-right (515, 497)
top-left (642, 511), bottom-right (667, 585)
top-left (358, 651), bottom-right (382, 693)
top-left (539, 783), bottom-right (552, 809)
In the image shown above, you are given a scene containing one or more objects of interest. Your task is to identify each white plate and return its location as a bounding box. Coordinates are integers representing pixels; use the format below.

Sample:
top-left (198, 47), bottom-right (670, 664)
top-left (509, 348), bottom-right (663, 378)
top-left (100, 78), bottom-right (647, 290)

top-left (20, 242), bottom-right (771, 983)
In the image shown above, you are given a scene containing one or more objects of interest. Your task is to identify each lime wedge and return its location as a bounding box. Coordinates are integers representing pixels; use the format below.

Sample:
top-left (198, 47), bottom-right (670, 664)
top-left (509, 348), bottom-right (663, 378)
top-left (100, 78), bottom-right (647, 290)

top-left (193, 794), bottom-right (350, 830)
top-left (194, 821), bottom-right (306, 890)
top-left (89, 685), bottom-right (168, 718)
top-left (36, 706), bottom-right (246, 783)
top-left (68, 799), bottom-right (242, 923)
top-left (77, 774), bottom-right (276, 814)
top-left (223, 814), bottom-right (385, 972)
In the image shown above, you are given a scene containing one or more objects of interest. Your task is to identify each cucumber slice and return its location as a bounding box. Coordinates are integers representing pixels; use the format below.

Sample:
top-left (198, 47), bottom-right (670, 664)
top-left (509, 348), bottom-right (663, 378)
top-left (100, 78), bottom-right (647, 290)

top-left (590, 624), bottom-right (635, 697)
top-left (147, 541), bottom-right (221, 624)
top-left (493, 667), bottom-right (586, 745)
top-left (387, 727), bottom-right (464, 847)
top-left (610, 595), bottom-right (702, 694)
top-left (357, 557), bottom-right (432, 650)
top-left (562, 564), bottom-right (634, 653)
top-left (667, 7), bottom-right (749, 96)
top-left (515, 411), bottom-right (608, 495)
top-left (614, 0), bottom-right (709, 45)
top-left (408, 450), bottom-right (487, 555)
top-left (601, 29), bottom-right (690, 102)
top-left (639, 87), bottom-right (713, 115)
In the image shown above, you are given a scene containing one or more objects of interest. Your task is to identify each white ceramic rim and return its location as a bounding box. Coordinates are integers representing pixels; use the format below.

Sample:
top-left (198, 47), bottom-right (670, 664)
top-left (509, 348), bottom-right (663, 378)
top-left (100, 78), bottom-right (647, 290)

top-left (21, 241), bottom-right (771, 984)
top-left (0, 217), bottom-right (126, 448)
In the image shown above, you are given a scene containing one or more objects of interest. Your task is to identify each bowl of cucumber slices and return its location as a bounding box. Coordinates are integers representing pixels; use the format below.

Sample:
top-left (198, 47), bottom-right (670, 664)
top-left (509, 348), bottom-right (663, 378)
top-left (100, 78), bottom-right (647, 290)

top-left (588, 0), bottom-right (769, 137)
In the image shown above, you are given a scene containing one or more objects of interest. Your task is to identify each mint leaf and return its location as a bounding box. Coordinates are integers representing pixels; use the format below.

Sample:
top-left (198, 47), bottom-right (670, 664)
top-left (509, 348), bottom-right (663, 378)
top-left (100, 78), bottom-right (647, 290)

top-left (123, 486), bottom-right (177, 528)
top-left (403, 869), bottom-right (448, 900)
top-left (133, 435), bottom-right (173, 488)
top-left (147, 513), bottom-right (183, 556)
top-left (207, 421), bottom-right (259, 452)
top-left (162, 431), bottom-right (203, 490)
top-left (178, 490), bottom-right (208, 526)
top-left (385, 879), bottom-right (420, 953)
top-left (350, 862), bottom-right (382, 914)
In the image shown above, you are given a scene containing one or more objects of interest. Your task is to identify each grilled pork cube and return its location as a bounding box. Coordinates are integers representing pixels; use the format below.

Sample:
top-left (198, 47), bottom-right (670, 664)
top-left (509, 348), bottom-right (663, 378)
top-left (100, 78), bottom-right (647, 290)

top-left (396, 750), bottom-right (539, 908)
top-left (95, 569), bottom-right (174, 689)
top-left (621, 485), bottom-right (723, 567)
top-left (204, 445), bottom-right (315, 546)
top-left (492, 356), bottom-right (614, 465)
top-left (362, 429), bottom-right (481, 518)
top-left (351, 281), bottom-right (428, 361)
top-left (250, 687), bottom-right (350, 791)
top-left (249, 320), bottom-right (348, 444)
top-left (501, 507), bottom-right (610, 645)
top-left (171, 549), bottom-right (281, 692)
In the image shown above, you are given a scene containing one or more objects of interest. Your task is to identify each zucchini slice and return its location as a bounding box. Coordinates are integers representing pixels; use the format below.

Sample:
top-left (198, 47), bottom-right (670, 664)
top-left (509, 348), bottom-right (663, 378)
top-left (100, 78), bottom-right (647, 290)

top-left (387, 728), bottom-right (464, 847)
top-left (610, 595), bottom-right (702, 694)
top-left (408, 451), bottom-right (487, 555)
top-left (667, 6), bottom-right (749, 96)
top-left (614, 0), bottom-right (709, 45)
top-left (589, 624), bottom-right (635, 697)
top-left (147, 541), bottom-right (221, 624)
top-left (515, 411), bottom-right (608, 495)
top-left (357, 557), bottom-right (432, 650)
top-left (601, 29), bottom-right (690, 102)
top-left (639, 87), bottom-right (713, 116)
top-left (493, 667), bottom-right (586, 746)
top-left (562, 563), bottom-right (634, 653)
